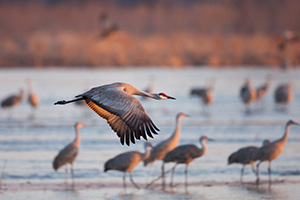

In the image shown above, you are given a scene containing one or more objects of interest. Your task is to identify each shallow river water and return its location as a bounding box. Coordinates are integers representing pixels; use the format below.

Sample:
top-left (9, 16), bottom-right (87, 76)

top-left (0, 67), bottom-right (300, 200)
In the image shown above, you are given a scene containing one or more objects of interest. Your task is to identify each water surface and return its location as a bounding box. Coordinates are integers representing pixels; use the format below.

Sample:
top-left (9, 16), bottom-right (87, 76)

top-left (0, 67), bottom-right (300, 199)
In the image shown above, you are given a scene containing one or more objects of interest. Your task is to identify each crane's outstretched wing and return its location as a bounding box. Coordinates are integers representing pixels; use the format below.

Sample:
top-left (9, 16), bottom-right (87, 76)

top-left (76, 86), bottom-right (159, 146)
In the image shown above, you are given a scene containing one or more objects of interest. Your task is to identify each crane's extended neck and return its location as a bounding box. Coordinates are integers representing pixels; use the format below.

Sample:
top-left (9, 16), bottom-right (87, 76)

top-left (170, 116), bottom-right (182, 143)
top-left (280, 123), bottom-right (291, 143)
top-left (133, 89), bottom-right (163, 100)
top-left (73, 126), bottom-right (81, 147)
top-left (142, 146), bottom-right (151, 161)
top-left (197, 140), bottom-right (207, 157)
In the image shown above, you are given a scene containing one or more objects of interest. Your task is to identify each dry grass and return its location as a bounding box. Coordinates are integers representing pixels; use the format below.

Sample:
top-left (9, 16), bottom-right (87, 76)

top-left (0, 0), bottom-right (299, 67)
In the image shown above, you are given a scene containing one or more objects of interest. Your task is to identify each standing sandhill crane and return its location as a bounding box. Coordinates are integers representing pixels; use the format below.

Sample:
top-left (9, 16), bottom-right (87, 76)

top-left (228, 139), bottom-right (270, 182)
top-left (276, 30), bottom-right (300, 52)
top-left (1, 89), bottom-right (24, 118)
top-left (256, 75), bottom-right (271, 103)
top-left (53, 122), bottom-right (85, 185)
top-left (99, 12), bottom-right (119, 39)
top-left (55, 82), bottom-right (175, 146)
top-left (143, 113), bottom-right (187, 166)
top-left (104, 142), bottom-right (152, 189)
top-left (143, 113), bottom-right (187, 185)
top-left (163, 136), bottom-right (213, 188)
top-left (190, 79), bottom-right (215, 113)
top-left (250, 120), bottom-right (299, 185)
top-left (190, 86), bottom-right (214, 114)
top-left (274, 83), bottom-right (293, 110)
top-left (190, 87), bottom-right (213, 106)
top-left (240, 78), bottom-right (257, 112)
top-left (27, 79), bottom-right (39, 109)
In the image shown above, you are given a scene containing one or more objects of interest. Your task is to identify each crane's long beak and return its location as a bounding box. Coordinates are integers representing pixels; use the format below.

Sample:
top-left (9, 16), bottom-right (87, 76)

top-left (167, 95), bottom-right (176, 100)
top-left (208, 138), bottom-right (214, 141)
top-left (293, 122), bottom-right (300, 125)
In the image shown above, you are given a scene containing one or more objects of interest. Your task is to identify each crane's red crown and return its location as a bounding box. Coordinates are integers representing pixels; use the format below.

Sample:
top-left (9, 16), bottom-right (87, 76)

top-left (159, 93), bottom-right (167, 97)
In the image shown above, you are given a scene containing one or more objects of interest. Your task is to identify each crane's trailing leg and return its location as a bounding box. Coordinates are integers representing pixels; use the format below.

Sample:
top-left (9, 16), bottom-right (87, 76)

top-left (129, 172), bottom-right (140, 189)
top-left (54, 98), bottom-right (84, 105)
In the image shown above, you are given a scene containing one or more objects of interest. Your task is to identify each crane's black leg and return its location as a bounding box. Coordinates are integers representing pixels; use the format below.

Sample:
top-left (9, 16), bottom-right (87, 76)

top-left (129, 172), bottom-right (140, 189)
top-left (184, 164), bottom-right (189, 189)
top-left (123, 172), bottom-right (126, 190)
top-left (71, 164), bottom-right (75, 186)
top-left (240, 165), bottom-right (245, 183)
top-left (65, 166), bottom-right (68, 184)
top-left (170, 164), bottom-right (178, 187)
top-left (256, 161), bottom-right (261, 185)
top-left (268, 162), bottom-right (272, 186)
top-left (251, 164), bottom-right (256, 174)
top-left (162, 163), bottom-right (165, 190)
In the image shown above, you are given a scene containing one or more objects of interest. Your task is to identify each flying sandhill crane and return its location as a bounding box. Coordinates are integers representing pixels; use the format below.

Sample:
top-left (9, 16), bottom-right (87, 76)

top-left (104, 142), bottom-right (152, 189)
top-left (228, 139), bottom-right (270, 182)
top-left (255, 75), bottom-right (271, 103)
top-left (274, 83), bottom-right (293, 110)
top-left (99, 12), bottom-right (119, 39)
top-left (53, 122), bottom-right (85, 185)
top-left (27, 79), bottom-right (39, 109)
top-left (250, 120), bottom-right (299, 185)
top-left (1, 88), bottom-right (24, 116)
top-left (240, 78), bottom-right (257, 112)
top-left (55, 82), bottom-right (175, 146)
top-left (162, 136), bottom-right (213, 188)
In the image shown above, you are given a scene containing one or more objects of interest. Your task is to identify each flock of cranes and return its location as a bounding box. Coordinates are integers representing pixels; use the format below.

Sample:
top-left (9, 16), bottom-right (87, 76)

top-left (1, 80), bottom-right (298, 190)
top-left (51, 114), bottom-right (298, 189)
top-left (239, 76), bottom-right (293, 113)
top-left (228, 120), bottom-right (298, 185)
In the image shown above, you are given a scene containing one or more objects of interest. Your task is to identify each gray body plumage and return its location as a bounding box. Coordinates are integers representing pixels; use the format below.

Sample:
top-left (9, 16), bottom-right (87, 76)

top-left (274, 83), bottom-right (293, 104)
top-left (1, 89), bottom-right (24, 108)
top-left (228, 146), bottom-right (257, 166)
top-left (162, 136), bottom-right (212, 187)
top-left (53, 143), bottom-right (78, 171)
top-left (104, 142), bottom-right (152, 189)
top-left (164, 144), bottom-right (203, 165)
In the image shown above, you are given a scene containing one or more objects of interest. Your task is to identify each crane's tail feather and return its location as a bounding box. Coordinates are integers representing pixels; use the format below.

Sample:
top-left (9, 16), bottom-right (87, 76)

top-left (54, 97), bottom-right (84, 105)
